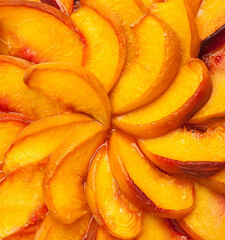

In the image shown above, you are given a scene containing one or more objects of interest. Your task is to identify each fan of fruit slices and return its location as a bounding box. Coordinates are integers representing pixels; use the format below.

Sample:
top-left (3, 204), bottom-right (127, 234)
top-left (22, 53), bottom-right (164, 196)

top-left (1, 0), bottom-right (225, 239)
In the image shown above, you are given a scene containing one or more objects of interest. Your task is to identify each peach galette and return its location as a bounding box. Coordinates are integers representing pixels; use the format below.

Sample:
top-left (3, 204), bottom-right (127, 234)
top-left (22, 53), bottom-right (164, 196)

top-left (0, 0), bottom-right (225, 240)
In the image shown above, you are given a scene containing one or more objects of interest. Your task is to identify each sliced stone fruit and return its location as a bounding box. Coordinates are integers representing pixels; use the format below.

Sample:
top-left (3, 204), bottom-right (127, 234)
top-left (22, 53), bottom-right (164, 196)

top-left (43, 122), bottom-right (106, 224)
top-left (113, 59), bottom-right (212, 138)
top-left (85, 146), bottom-right (143, 239)
top-left (110, 14), bottom-right (181, 114)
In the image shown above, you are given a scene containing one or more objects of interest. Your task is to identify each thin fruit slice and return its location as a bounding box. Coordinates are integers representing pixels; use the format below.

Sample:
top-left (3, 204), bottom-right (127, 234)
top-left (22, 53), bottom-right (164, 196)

top-left (113, 59), bottom-right (212, 138)
top-left (34, 212), bottom-right (92, 240)
top-left (71, 4), bottom-right (126, 92)
top-left (43, 122), bottom-right (106, 224)
top-left (178, 184), bottom-right (225, 240)
top-left (109, 131), bottom-right (194, 219)
top-left (137, 213), bottom-right (190, 240)
top-left (3, 113), bottom-right (92, 175)
top-left (0, 113), bottom-right (30, 165)
top-left (110, 14), bottom-right (181, 114)
top-left (86, 146), bottom-right (143, 239)
top-left (190, 45), bottom-right (225, 123)
top-left (0, 0), bottom-right (83, 64)
top-left (0, 56), bottom-right (64, 119)
top-left (139, 124), bottom-right (225, 177)
top-left (196, 0), bottom-right (225, 41)
top-left (151, 0), bottom-right (200, 60)
top-left (41, 0), bottom-right (74, 14)
top-left (24, 62), bottom-right (111, 128)
top-left (198, 168), bottom-right (225, 194)
top-left (80, 0), bottom-right (143, 63)
top-left (0, 169), bottom-right (47, 239)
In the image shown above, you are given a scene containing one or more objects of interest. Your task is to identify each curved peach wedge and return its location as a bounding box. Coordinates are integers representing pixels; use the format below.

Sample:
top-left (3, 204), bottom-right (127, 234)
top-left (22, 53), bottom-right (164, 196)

top-left (190, 46), bottom-right (225, 124)
top-left (24, 63), bottom-right (111, 128)
top-left (151, 0), bottom-right (200, 61)
top-left (0, 56), bottom-right (64, 119)
top-left (71, 4), bottom-right (126, 92)
top-left (43, 122), bottom-right (106, 224)
top-left (3, 113), bottom-right (92, 175)
top-left (0, 113), bottom-right (30, 165)
top-left (188, 0), bottom-right (202, 16)
top-left (0, 169), bottom-right (46, 239)
top-left (0, 0), bottom-right (83, 64)
top-left (178, 184), bottom-right (225, 240)
top-left (113, 59), bottom-right (212, 138)
top-left (137, 213), bottom-right (190, 240)
top-left (80, 0), bottom-right (143, 63)
top-left (196, 0), bottom-right (225, 41)
top-left (34, 212), bottom-right (92, 240)
top-left (85, 146), bottom-right (143, 239)
top-left (110, 14), bottom-right (181, 114)
top-left (109, 131), bottom-right (194, 219)
top-left (139, 124), bottom-right (225, 177)
top-left (41, 0), bottom-right (74, 14)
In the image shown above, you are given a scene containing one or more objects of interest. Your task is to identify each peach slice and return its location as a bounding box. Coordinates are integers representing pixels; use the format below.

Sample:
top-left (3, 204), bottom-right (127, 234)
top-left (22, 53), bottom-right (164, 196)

top-left (34, 212), bottom-right (92, 240)
top-left (190, 46), bottom-right (225, 124)
top-left (151, 0), bottom-right (200, 61)
top-left (0, 0), bottom-right (83, 64)
top-left (41, 0), bottom-right (74, 14)
top-left (137, 0), bottom-right (157, 12)
top-left (0, 56), bottom-right (64, 119)
top-left (137, 213), bottom-right (190, 240)
top-left (43, 121), bottom-right (106, 224)
top-left (3, 113), bottom-right (92, 175)
top-left (85, 146), bottom-right (143, 239)
top-left (110, 14), bottom-right (181, 115)
top-left (109, 131), bottom-right (194, 219)
top-left (139, 124), bottom-right (225, 177)
top-left (113, 59), bottom-right (212, 138)
top-left (0, 113), bottom-right (30, 165)
top-left (0, 169), bottom-right (46, 239)
top-left (196, 0), bottom-right (225, 41)
top-left (24, 62), bottom-right (111, 128)
top-left (80, 0), bottom-right (143, 63)
top-left (178, 184), bottom-right (225, 240)
top-left (71, 4), bottom-right (126, 92)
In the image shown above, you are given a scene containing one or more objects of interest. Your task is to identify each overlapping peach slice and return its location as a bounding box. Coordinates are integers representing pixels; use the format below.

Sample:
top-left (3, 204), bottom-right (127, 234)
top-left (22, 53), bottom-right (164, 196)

top-left (137, 213), bottom-right (190, 240)
top-left (3, 113), bottom-right (92, 175)
top-left (41, 0), bottom-right (74, 14)
top-left (139, 124), bottom-right (225, 177)
top-left (0, 56), bottom-right (64, 119)
top-left (24, 63), bottom-right (111, 128)
top-left (190, 45), bottom-right (225, 123)
top-left (0, 0), bottom-right (83, 64)
top-left (81, 0), bottom-right (143, 59)
top-left (109, 131), bottom-right (194, 219)
top-left (178, 184), bottom-right (225, 240)
top-left (196, 0), bottom-right (225, 41)
top-left (110, 14), bottom-right (181, 114)
top-left (71, 4), bottom-right (126, 92)
top-left (86, 146), bottom-right (143, 239)
top-left (0, 113), bottom-right (30, 166)
top-left (0, 169), bottom-right (47, 239)
top-left (34, 212), bottom-right (92, 240)
top-left (151, 0), bottom-right (200, 60)
top-left (43, 121), bottom-right (106, 224)
top-left (113, 59), bottom-right (212, 138)
top-left (6, 232), bottom-right (36, 240)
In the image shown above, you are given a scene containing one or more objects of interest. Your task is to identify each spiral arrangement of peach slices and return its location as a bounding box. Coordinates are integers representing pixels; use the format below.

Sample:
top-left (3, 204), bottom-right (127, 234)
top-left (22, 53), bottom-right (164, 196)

top-left (1, 0), bottom-right (225, 239)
